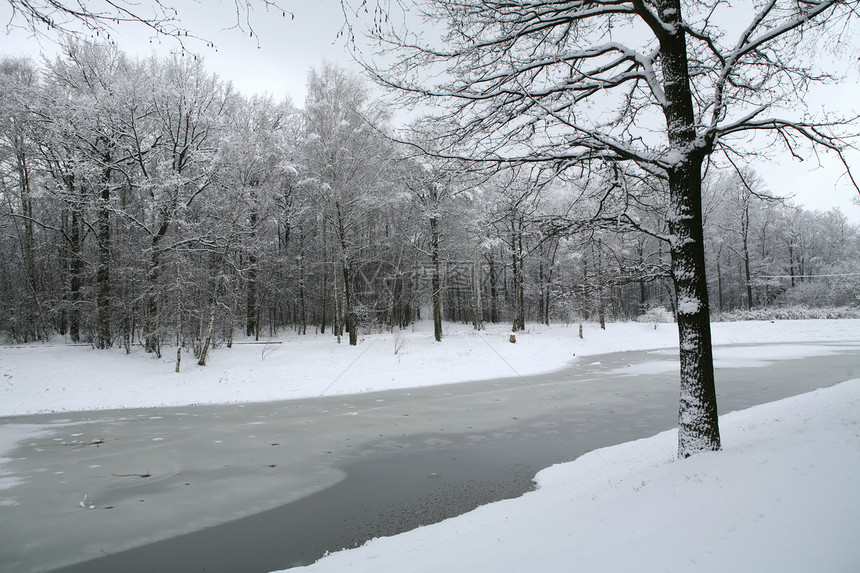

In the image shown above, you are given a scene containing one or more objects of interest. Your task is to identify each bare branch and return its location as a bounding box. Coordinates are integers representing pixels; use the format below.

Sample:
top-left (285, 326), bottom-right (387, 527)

top-left (4, 0), bottom-right (291, 49)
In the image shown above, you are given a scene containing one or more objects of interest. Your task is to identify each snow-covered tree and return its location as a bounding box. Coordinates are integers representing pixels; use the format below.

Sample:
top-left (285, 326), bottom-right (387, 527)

top-left (0, 57), bottom-right (47, 341)
top-left (358, 0), bottom-right (860, 456)
top-left (137, 55), bottom-right (233, 354)
top-left (302, 63), bottom-right (395, 346)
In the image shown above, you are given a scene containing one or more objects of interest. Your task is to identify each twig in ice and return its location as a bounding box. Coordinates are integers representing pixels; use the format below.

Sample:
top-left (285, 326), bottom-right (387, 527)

top-left (79, 493), bottom-right (95, 510)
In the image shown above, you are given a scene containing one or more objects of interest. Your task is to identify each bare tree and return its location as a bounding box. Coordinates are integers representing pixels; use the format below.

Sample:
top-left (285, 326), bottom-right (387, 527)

top-left (400, 124), bottom-right (480, 341)
top-left (302, 63), bottom-right (393, 346)
top-left (0, 57), bottom-right (48, 341)
top-left (403, 157), bottom-right (450, 342)
top-left (44, 41), bottom-right (136, 348)
top-left (138, 55), bottom-right (232, 355)
top-left (358, 0), bottom-right (859, 457)
top-left (5, 0), bottom-right (289, 44)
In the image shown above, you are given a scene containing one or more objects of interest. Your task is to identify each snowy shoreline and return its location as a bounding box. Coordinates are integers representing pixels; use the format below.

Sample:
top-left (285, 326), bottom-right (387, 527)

top-left (1, 319), bottom-right (858, 572)
top-left (1, 319), bottom-right (859, 417)
top-left (283, 378), bottom-right (860, 573)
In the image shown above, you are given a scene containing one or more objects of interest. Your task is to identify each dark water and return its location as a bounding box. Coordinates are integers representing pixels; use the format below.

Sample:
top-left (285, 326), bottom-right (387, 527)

top-left (49, 441), bottom-right (545, 573)
top-left (12, 343), bottom-right (860, 573)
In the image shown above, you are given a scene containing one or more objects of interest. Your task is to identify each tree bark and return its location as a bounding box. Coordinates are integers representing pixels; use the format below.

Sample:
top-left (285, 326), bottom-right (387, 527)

top-left (174, 257), bottom-right (182, 372)
top-left (145, 242), bottom-right (163, 356)
top-left (430, 214), bottom-right (442, 342)
top-left (716, 244), bottom-right (724, 315)
top-left (541, 239), bottom-right (558, 326)
top-left (67, 192), bottom-right (83, 343)
top-left (145, 196), bottom-right (177, 355)
top-left (198, 243), bottom-right (230, 366)
top-left (246, 211), bottom-right (260, 340)
top-left (246, 251), bottom-right (259, 338)
top-left (742, 217), bottom-right (753, 311)
top-left (595, 240), bottom-right (605, 330)
top-left (667, 159), bottom-right (721, 456)
top-left (298, 232), bottom-right (307, 336)
top-left (511, 218), bottom-right (525, 332)
top-left (17, 149), bottom-right (43, 340)
top-left (488, 252), bottom-right (499, 323)
top-left (95, 176), bottom-right (112, 349)
top-left (335, 201), bottom-right (357, 346)
top-left (655, 0), bottom-right (721, 456)
top-left (469, 259), bottom-right (483, 331)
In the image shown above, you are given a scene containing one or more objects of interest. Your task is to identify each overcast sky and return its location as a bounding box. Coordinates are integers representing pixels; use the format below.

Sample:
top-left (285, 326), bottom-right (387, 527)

top-left (0, 0), bottom-right (858, 221)
top-left (0, 0), bottom-right (356, 102)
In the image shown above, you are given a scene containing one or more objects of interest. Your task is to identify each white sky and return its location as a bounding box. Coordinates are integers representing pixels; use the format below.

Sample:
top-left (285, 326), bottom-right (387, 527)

top-left (0, 0), bottom-right (357, 103)
top-left (0, 0), bottom-right (858, 221)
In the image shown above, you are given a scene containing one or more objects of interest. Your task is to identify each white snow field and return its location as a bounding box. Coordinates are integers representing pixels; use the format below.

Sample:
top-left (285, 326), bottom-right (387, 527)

top-left (1, 319), bottom-right (859, 572)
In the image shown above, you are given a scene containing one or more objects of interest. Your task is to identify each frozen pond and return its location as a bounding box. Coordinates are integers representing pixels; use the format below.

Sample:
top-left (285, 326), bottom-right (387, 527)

top-left (1, 342), bottom-right (858, 572)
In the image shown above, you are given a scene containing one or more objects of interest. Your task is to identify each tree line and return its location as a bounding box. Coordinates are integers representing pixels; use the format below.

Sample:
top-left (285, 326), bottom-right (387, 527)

top-left (1, 42), bottom-right (857, 359)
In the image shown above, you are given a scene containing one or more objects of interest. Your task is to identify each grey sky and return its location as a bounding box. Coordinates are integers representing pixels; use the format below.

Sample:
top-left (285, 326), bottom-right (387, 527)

top-left (0, 0), bottom-right (857, 221)
top-left (0, 0), bottom-right (354, 103)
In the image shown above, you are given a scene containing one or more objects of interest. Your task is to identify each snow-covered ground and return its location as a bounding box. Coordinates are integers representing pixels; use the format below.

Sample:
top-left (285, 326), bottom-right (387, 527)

top-left (1, 319), bottom-right (858, 417)
top-left (1, 319), bottom-right (859, 572)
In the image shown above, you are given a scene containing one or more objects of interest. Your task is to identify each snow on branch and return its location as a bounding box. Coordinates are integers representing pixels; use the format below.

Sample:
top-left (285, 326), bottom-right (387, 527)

top-left (5, 0), bottom-right (291, 49)
top-left (726, 0), bottom-right (843, 65)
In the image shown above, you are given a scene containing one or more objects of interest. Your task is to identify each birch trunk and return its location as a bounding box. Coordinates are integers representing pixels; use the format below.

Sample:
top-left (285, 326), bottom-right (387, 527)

top-left (197, 243), bottom-right (230, 367)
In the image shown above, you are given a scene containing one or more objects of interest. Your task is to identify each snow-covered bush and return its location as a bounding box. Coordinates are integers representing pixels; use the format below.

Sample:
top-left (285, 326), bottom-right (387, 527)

top-left (638, 306), bottom-right (674, 329)
top-left (713, 306), bottom-right (860, 322)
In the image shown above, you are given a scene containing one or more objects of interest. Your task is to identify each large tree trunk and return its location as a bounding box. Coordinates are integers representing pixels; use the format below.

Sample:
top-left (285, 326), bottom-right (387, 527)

top-left (332, 266), bottom-right (343, 342)
top-left (538, 260), bottom-right (547, 326)
top-left (595, 240), bottom-right (606, 330)
top-left (320, 265), bottom-right (328, 335)
top-left (17, 150), bottom-right (43, 341)
top-left (487, 252), bottom-right (499, 323)
top-left (96, 181), bottom-right (112, 349)
top-left (667, 159), bottom-right (721, 457)
top-left (335, 201), bottom-right (357, 346)
top-left (511, 219), bottom-right (525, 332)
top-left (198, 243), bottom-right (230, 366)
top-left (541, 239), bottom-right (558, 326)
top-left (67, 198), bottom-right (83, 342)
top-left (145, 198), bottom-right (177, 355)
top-left (246, 211), bottom-right (260, 340)
top-left (716, 245), bottom-right (724, 315)
top-left (430, 214), bottom-right (442, 342)
top-left (658, 0), bottom-right (721, 456)
top-left (579, 252), bottom-right (588, 338)
top-left (341, 255), bottom-right (357, 347)
top-left (319, 231), bottom-right (328, 334)
top-left (787, 242), bottom-right (796, 288)
top-left (174, 257), bottom-right (183, 372)
top-left (469, 258), bottom-right (483, 331)
top-left (246, 252), bottom-right (259, 338)
top-left (742, 210), bottom-right (753, 311)
top-left (298, 229), bottom-right (307, 335)
top-left (145, 247), bottom-right (162, 356)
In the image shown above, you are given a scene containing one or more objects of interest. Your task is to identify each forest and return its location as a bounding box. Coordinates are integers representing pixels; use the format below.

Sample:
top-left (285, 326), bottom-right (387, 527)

top-left (1, 42), bottom-right (858, 359)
